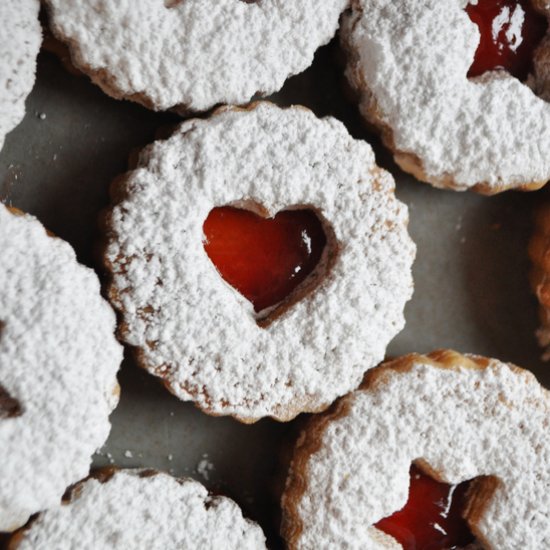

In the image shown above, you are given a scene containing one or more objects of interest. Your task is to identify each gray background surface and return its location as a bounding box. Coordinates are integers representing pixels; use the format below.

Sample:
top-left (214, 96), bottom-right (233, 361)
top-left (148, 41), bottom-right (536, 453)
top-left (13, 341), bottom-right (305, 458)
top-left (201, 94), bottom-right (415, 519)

top-left (1, 37), bottom-right (548, 548)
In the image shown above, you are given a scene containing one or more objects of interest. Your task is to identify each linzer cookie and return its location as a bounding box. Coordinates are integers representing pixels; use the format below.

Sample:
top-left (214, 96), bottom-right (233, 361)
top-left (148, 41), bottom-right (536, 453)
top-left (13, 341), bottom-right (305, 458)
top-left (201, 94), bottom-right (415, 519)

top-left (8, 470), bottom-right (266, 550)
top-left (342, 0), bottom-right (550, 193)
top-left (0, 205), bottom-right (122, 532)
top-left (0, 0), bottom-right (41, 152)
top-left (43, 0), bottom-right (348, 113)
top-left (282, 350), bottom-right (550, 549)
top-left (102, 102), bottom-right (416, 422)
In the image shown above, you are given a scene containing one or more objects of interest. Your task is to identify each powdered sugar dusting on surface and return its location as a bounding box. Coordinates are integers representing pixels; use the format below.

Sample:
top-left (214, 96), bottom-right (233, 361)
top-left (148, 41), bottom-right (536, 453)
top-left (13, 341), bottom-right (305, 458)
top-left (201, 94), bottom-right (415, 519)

top-left (44, 0), bottom-right (348, 112)
top-left (289, 356), bottom-right (550, 549)
top-left (14, 470), bottom-right (267, 550)
top-left (104, 102), bottom-right (415, 421)
top-left (0, 206), bottom-right (122, 532)
top-left (343, 0), bottom-right (550, 191)
top-left (0, 0), bottom-right (41, 152)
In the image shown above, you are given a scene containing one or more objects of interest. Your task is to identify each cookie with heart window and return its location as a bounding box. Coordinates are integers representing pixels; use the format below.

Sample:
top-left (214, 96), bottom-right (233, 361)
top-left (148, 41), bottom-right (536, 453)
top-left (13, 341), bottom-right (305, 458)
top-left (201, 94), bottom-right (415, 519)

top-left (43, 0), bottom-right (348, 113)
top-left (281, 350), bottom-right (550, 549)
top-left (341, 0), bottom-right (550, 194)
top-left (101, 101), bottom-right (416, 422)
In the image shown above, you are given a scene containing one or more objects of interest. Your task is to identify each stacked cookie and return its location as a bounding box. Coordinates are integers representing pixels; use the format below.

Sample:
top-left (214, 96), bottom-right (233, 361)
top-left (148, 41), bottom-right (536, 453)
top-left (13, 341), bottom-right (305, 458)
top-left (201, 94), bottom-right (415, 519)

top-left (2, 1), bottom-right (550, 549)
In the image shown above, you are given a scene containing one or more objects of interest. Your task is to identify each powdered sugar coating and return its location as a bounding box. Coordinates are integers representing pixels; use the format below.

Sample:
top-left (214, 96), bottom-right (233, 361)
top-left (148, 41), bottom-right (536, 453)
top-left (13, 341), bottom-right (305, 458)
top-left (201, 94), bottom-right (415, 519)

top-left (0, 0), bottom-right (41, 152)
top-left (285, 353), bottom-right (550, 549)
top-left (104, 102), bottom-right (415, 422)
top-left (13, 470), bottom-right (266, 550)
top-left (342, 0), bottom-right (550, 193)
top-left (44, 0), bottom-right (348, 112)
top-left (0, 206), bottom-right (122, 532)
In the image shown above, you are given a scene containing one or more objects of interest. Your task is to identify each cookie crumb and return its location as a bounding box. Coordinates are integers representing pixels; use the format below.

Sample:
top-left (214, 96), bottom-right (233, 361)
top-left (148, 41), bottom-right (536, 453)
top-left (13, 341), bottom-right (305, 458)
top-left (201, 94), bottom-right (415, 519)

top-left (196, 458), bottom-right (214, 481)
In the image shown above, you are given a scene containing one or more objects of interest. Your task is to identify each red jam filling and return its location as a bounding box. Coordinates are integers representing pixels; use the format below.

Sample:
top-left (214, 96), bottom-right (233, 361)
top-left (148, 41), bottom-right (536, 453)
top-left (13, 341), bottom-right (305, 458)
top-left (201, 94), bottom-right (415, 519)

top-left (203, 206), bottom-right (326, 313)
top-left (466, 0), bottom-right (547, 80)
top-left (375, 466), bottom-right (476, 550)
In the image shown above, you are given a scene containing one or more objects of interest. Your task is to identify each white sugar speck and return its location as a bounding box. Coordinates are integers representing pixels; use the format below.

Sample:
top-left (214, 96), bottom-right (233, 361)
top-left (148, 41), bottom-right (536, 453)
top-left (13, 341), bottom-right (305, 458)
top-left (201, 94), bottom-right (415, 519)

top-left (196, 459), bottom-right (214, 481)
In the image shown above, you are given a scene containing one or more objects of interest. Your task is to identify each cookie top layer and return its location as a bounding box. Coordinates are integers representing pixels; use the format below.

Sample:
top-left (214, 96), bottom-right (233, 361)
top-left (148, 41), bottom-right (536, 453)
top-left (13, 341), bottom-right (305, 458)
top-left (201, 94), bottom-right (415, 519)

top-left (0, 0), bottom-right (41, 151)
top-left (282, 350), bottom-right (550, 549)
top-left (44, 0), bottom-right (348, 112)
top-left (103, 102), bottom-right (415, 422)
top-left (342, 0), bottom-right (550, 193)
top-left (11, 470), bottom-right (266, 550)
top-left (0, 206), bottom-right (122, 532)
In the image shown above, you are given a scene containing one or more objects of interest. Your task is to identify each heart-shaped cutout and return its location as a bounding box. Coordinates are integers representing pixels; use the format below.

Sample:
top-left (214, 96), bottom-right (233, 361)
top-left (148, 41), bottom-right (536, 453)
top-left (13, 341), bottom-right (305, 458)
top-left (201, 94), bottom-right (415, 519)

top-left (466, 0), bottom-right (547, 80)
top-left (203, 205), bottom-right (327, 315)
top-left (375, 465), bottom-right (478, 549)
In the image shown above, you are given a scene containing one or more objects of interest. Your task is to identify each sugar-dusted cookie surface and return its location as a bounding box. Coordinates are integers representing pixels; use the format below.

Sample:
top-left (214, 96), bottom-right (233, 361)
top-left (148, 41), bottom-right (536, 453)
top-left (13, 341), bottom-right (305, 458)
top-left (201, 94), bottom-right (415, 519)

top-left (9, 470), bottom-right (266, 550)
top-left (0, 0), bottom-right (41, 152)
top-left (44, 0), bottom-right (348, 112)
top-left (0, 206), bottom-right (122, 532)
top-left (282, 350), bottom-right (550, 549)
top-left (103, 102), bottom-right (415, 422)
top-left (342, 0), bottom-right (550, 194)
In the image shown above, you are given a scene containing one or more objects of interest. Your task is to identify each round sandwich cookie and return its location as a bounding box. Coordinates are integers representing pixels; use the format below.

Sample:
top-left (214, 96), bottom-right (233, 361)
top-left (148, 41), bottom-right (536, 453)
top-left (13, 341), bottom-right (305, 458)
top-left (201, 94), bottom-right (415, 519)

top-left (0, 0), bottom-right (41, 152)
top-left (8, 469), bottom-right (267, 550)
top-left (102, 101), bottom-right (416, 423)
top-left (0, 205), bottom-right (122, 532)
top-left (43, 0), bottom-right (348, 113)
top-left (342, 0), bottom-right (550, 194)
top-left (282, 350), bottom-right (550, 549)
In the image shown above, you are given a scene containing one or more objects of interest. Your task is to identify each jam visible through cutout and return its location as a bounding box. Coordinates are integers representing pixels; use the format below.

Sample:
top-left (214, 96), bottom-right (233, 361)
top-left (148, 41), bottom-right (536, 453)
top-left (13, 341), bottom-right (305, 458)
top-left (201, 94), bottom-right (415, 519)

top-left (466, 0), bottom-right (547, 79)
top-left (375, 466), bottom-right (476, 550)
top-left (203, 206), bottom-right (326, 313)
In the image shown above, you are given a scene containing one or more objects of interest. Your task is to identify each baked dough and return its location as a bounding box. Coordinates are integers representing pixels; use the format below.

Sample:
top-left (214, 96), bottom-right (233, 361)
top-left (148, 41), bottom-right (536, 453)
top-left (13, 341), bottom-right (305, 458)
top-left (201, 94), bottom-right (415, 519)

top-left (9, 469), bottom-right (266, 550)
top-left (0, 205), bottom-right (122, 532)
top-left (0, 0), bottom-right (41, 152)
top-left (282, 350), bottom-right (550, 549)
top-left (342, 0), bottom-right (550, 193)
top-left (44, 0), bottom-right (348, 112)
top-left (103, 102), bottom-right (415, 422)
